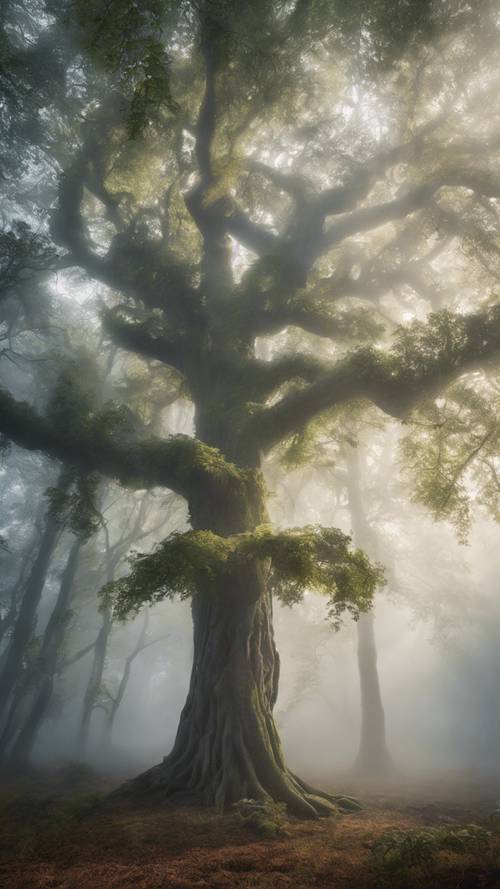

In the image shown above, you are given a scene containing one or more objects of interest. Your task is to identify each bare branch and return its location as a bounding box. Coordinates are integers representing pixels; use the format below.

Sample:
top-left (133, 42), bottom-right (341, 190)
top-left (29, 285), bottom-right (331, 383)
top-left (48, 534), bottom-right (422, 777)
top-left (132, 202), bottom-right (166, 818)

top-left (60, 638), bottom-right (98, 671)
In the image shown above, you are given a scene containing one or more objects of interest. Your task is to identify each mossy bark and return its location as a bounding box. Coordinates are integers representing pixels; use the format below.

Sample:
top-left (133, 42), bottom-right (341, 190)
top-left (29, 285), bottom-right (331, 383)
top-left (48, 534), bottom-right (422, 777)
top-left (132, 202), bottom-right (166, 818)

top-left (116, 447), bottom-right (358, 818)
top-left (118, 565), bottom-right (357, 817)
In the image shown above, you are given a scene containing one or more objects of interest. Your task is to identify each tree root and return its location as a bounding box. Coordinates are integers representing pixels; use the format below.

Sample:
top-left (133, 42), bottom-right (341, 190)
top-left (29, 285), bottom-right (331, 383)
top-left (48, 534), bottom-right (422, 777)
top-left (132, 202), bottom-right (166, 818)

top-left (109, 756), bottom-right (361, 820)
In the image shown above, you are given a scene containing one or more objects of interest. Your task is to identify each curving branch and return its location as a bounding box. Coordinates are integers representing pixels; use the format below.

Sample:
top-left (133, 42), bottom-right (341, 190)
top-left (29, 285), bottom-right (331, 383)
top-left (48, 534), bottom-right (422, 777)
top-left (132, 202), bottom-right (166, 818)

top-left (245, 159), bottom-right (313, 203)
top-left (225, 203), bottom-right (280, 256)
top-left (0, 387), bottom-right (246, 501)
top-left (249, 294), bottom-right (383, 342)
top-left (102, 307), bottom-right (188, 375)
top-left (247, 308), bottom-right (500, 453)
top-left (320, 170), bottom-right (500, 256)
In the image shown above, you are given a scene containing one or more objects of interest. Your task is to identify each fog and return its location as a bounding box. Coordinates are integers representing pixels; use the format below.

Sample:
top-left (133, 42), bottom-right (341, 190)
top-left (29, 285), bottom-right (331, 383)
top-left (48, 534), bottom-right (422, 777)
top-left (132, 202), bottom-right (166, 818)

top-left (5, 419), bottom-right (499, 784)
top-left (2, 0), bottom-right (500, 823)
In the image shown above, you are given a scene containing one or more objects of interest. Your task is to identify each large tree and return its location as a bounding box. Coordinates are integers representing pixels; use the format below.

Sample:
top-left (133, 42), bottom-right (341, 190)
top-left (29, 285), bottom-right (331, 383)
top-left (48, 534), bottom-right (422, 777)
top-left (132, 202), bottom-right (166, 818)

top-left (2, 0), bottom-right (500, 817)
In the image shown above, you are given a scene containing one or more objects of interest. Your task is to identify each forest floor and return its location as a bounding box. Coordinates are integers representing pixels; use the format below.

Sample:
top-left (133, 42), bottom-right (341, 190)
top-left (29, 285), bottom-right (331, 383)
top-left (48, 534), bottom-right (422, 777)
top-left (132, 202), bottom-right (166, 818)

top-left (1, 766), bottom-right (500, 889)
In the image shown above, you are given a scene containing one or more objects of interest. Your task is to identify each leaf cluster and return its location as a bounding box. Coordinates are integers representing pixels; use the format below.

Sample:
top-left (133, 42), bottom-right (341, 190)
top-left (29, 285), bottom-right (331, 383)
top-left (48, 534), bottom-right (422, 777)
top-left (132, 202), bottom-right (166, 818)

top-left (46, 472), bottom-right (102, 539)
top-left (400, 380), bottom-right (500, 539)
top-left (0, 221), bottom-right (58, 304)
top-left (103, 523), bottom-right (383, 627)
top-left (72, 0), bottom-right (182, 137)
top-left (371, 823), bottom-right (491, 873)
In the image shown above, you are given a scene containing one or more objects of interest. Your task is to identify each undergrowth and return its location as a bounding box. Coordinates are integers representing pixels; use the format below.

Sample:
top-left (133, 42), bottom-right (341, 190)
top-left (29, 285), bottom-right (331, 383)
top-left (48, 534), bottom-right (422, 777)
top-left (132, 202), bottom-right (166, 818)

top-left (371, 823), bottom-right (492, 873)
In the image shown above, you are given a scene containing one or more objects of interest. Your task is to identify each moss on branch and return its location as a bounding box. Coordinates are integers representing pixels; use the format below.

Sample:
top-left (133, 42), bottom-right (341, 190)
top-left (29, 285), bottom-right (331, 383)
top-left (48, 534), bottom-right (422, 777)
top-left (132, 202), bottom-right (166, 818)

top-left (0, 386), bottom-right (252, 500)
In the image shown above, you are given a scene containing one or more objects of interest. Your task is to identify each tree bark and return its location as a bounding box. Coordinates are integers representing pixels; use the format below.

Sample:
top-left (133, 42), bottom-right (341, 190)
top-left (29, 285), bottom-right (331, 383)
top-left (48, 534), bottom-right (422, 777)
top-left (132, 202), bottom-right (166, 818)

top-left (345, 446), bottom-right (393, 775)
top-left (355, 611), bottom-right (392, 774)
top-left (7, 537), bottom-right (82, 768)
top-left (115, 467), bottom-right (358, 818)
top-left (0, 470), bottom-right (67, 720)
top-left (77, 606), bottom-right (113, 757)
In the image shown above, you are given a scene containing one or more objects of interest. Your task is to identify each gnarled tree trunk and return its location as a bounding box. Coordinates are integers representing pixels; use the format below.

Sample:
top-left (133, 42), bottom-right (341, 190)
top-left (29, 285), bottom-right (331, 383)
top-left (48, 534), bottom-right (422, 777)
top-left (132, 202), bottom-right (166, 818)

top-left (120, 567), bottom-right (355, 817)
top-left (117, 455), bottom-right (357, 818)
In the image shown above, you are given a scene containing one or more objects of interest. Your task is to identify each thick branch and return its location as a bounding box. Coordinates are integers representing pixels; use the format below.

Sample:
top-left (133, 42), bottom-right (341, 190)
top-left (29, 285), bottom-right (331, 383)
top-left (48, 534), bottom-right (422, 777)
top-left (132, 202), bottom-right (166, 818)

top-left (102, 308), bottom-right (188, 375)
top-left (245, 159), bottom-right (312, 203)
top-left (225, 203), bottom-right (280, 256)
top-left (0, 388), bottom-right (245, 500)
top-left (322, 172), bottom-right (500, 254)
top-left (248, 308), bottom-right (500, 452)
top-left (322, 183), bottom-right (438, 250)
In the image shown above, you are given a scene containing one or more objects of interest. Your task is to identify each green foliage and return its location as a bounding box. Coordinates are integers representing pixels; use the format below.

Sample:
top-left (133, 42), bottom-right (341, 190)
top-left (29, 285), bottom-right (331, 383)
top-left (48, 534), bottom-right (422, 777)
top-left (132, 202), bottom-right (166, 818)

top-left (46, 472), bottom-right (103, 539)
top-left (46, 356), bottom-right (100, 434)
top-left (371, 824), bottom-right (491, 873)
top-left (391, 308), bottom-right (500, 382)
top-left (232, 798), bottom-right (288, 838)
top-left (102, 529), bottom-right (232, 618)
top-left (400, 380), bottom-right (500, 539)
top-left (73, 0), bottom-right (181, 137)
top-left (279, 401), bottom-right (381, 470)
top-left (103, 523), bottom-right (383, 625)
top-left (0, 221), bottom-right (58, 302)
top-left (0, 8), bottom-right (70, 176)
top-left (241, 525), bottom-right (383, 627)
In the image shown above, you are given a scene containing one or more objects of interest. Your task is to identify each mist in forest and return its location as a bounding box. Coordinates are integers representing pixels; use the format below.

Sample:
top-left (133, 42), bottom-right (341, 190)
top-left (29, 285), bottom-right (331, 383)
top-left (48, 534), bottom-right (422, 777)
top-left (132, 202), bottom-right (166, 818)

top-left (4, 412), bottom-right (499, 784)
top-left (3, 0), bottom-right (500, 849)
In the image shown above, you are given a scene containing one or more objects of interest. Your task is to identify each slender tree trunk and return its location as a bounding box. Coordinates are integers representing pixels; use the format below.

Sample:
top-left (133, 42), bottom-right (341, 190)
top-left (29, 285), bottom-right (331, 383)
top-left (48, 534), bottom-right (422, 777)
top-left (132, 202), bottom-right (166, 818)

top-left (7, 537), bottom-right (82, 768)
top-left (345, 446), bottom-right (392, 775)
top-left (0, 470), bottom-right (67, 719)
top-left (355, 611), bottom-right (392, 773)
top-left (77, 606), bottom-right (113, 757)
top-left (101, 609), bottom-right (159, 749)
top-left (77, 488), bottom-right (158, 757)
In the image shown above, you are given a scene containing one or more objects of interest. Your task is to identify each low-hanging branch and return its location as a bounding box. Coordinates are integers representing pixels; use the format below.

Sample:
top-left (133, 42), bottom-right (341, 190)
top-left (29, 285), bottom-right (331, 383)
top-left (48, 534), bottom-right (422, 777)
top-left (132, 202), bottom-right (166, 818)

top-left (0, 387), bottom-right (252, 501)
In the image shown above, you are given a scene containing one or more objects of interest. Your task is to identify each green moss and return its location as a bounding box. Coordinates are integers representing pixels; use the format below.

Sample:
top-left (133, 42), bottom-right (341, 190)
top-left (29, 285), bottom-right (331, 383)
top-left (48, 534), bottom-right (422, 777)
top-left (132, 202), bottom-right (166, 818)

top-left (232, 799), bottom-right (289, 838)
top-left (103, 523), bottom-right (383, 625)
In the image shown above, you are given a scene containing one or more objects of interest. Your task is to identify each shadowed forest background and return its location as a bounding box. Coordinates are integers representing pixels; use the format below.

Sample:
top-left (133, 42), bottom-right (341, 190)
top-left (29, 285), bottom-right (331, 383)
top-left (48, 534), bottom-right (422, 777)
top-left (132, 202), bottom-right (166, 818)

top-left (2, 1), bottom-right (500, 886)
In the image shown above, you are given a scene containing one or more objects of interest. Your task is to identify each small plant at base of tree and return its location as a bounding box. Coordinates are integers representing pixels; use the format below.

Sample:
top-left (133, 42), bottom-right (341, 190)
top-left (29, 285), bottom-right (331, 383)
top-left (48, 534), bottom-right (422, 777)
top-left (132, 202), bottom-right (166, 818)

top-left (233, 798), bottom-right (289, 838)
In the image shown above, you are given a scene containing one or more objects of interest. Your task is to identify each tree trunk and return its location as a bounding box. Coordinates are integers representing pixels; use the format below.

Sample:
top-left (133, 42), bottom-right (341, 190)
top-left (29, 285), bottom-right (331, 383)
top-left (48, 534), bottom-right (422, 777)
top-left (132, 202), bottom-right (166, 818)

top-left (355, 611), bottom-right (392, 774)
top-left (115, 466), bottom-right (359, 818)
top-left (345, 446), bottom-right (392, 775)
top-left (0, 470), bottom-right (67, 719)
top-left (7, 537), bottom-right (82, 768)
top-left (77, 606), bottom-right (113, 757)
